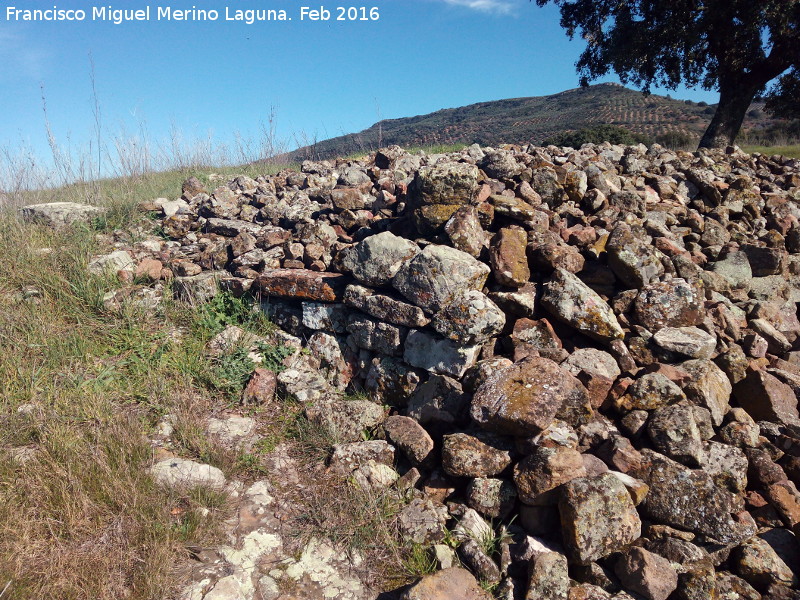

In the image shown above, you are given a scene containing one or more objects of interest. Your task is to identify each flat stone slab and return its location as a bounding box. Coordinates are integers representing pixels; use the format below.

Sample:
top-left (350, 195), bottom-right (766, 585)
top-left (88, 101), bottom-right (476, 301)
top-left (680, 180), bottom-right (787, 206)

top-left (20, 202), bottom-right (106, 227)
top-left (253, 269), bottom-right (347, 302)
top-left (149, 457), bottom-right (226, 491)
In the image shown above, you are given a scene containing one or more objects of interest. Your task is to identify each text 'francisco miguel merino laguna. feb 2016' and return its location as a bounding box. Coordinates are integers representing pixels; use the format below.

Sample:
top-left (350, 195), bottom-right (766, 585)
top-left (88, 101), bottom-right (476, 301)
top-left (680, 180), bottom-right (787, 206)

top-left (4, 5), bottom-right (381, 24)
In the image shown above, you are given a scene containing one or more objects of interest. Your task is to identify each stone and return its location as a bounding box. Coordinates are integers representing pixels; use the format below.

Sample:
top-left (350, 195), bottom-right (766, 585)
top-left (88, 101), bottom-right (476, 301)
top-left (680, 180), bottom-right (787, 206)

top-left (733, 369), bottom-right (800, 425)
top-left (632, 278), bottom-right (703, 330)
top-left (735, 535), bottom-right (798, 590)
top-left (680, 359), bottom-right (733, 426)
top-left (135, 258), bottom-right (163, 281)
top-left (329, 440), bottom-right (395, 474)
top-left (340, 231), bottom-right (419, 286)
top-left (652, 327), bottom-right (717, 359)
top-left (343, 284), bottom-right (430, 328)
top-left (403, 329), bottom-right (481, 378)
top-left (346, 315), bottom-right (406, 356)
top-left (711, 250), bottom-right (753, 290)
top-left (458, 538), bottom-right (501, 584)
top-left (253, 269), bottom-right (347, 302)
top-left (406, 374), bottom-right (469, 427)
top-left (20, 202), bottom-right (106, 227)
top-left (715, 572), bottom-right (761, 600)
top-left (491, 227), bottom-right (531, 288)
top-left (526, 551), bottom-right (569, 600)
top-left (490, 194), bottom-right (538, 221)
top-left (401, 567), bottom-right (492, 600)
top-left (444, 205), bottom-right (485, 257)
top-left (558, 473), bottom-right (642, 564)
top-left (397, 498), bottom-right (449, 544)
top-left (432, 290), bottom-right (506, 345)
top-left (278, 538), bottom-right (368, 600)
top-left (640, 450), bottom-right (755, 544)
top-left (541, 269), bottom-right (624, 344)
top-left (614, 547), bottom-right (678, 600)
top-left (174, 271), bottom-right (225, 303)
top-left (206, 415), bottom-right (257, 451)
top-left (647, 402), bottom-right (706, 466)
top-left (514, 446), bottom-right (586, 504)
top-left (393, 244), bottom-right (491, 313)
top-left (619, 373), bottom-right (686, 411)
top-left (471, 356), bottom-right (591, 436)
top-left (365, 357), bottom-right (421, 407)
top-left (383, 416), bottom-right (434, 466)
top-left (699, 441), bottom-right (748, 493)
top-left (302, 302), bottom-right (349, 333)
top-left (88, 250), bottom-right (135, 275)
top-left (606, 223), bottom-right (666, 288)
top-left (412, 163), bottom-right (480, 206)
top-left (441, 431), bottom-right (513, 478)
top-left (305, 398), bottom-right (386, 442)
top-left (149, 457), bottom-right (226, 491)
top-left (467, 478), bottom-right (517, 519)
top-left (481, 150), bottom-right (522, 179)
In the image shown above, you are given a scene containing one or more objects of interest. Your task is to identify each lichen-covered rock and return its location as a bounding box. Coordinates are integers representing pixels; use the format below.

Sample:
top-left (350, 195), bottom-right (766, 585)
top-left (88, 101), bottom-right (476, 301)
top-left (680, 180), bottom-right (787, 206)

top-left (541, 269), bottom-right (624, 344)
top-left (471, 356), bottom-right (590, 436)
top-left (401, 567), bottom-right (492, 600)
top-left (514, 446), bottom-right (587, 504)
top-left (606, 223), bottom-right (666, 289)
top-left (343, 284), bottom-right (430, 328)
top-left (618, 373), bottom-right (686, 411)
top-left (734, 535), bottom-right (798, 590)
top-left (441, 431), bottom-right (513, 478)
top-left (640, 450), bottom-right (755, 544)
top-left (253, 269), bottom-right (347, 302)
top-left (444, 205), bottom-right (486, 257)
top-left (403, 329), bottom-right (481, 378)
top-left (633, 278), bottom-right (704, 330)
top-left (652, 327), bottom-right (717, 359)
top-left (559, 473), bottom-right (642, 564)
top-left (393, 244), bottom-right (491, 313)
top-left (526, 551), bottom-right (569, 600)
top-left (346, 314), bottom-right (406, 356)
top-left (20, 202), bottom-right (107, 227)
top-left (409, 163), bottom-right (480, 234)
top-left (614, 547), bottom-right (678, 600)
top-left (305, 398), bottom-right (386, 442)
top-left (383, 416), bottom-right (434, 466)
top-left (397, 498), bottom-right (449, 544)
top-left (733, 369), bottom-right (800, 425)
top-left (490, 227), bottom-right (531, 288)
top-left (680, 359), bottom-right (733, 426)
top-left (467, 478), bottom-right (517, 519)
top-left (149, 458), bottom-right (226, 491)
top-left (432, 290), bottom-right (506, 344)
top-left (339, 231), bottom-right (419, 286)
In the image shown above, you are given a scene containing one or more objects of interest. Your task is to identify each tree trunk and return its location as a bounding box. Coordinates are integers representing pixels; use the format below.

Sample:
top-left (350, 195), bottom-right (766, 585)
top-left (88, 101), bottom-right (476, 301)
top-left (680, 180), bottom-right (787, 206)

top-left (699, 80), bottom-right (761, 149)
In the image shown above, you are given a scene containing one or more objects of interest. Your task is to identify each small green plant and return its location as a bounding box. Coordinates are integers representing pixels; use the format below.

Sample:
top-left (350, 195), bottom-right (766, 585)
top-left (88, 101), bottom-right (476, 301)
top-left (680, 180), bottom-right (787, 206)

top-left (402, 543), bottom-right (438, 577)
top-left (254, 340), bottom-right (294, 373)
top-left (213, 346), bottom-right (257, 399)
top-left (195, 291), bottom-right (272, 337)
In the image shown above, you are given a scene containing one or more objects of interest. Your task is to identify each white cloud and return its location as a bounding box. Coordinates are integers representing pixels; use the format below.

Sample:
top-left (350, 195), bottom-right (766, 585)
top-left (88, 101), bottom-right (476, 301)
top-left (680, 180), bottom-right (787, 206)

top-left (439, 0), bottom-right (518, 15)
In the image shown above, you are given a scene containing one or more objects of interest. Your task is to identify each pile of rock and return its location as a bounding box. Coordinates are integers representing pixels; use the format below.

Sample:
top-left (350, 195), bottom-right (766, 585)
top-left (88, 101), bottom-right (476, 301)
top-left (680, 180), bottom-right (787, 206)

top-left (116, 143), bottom-right (800, 597)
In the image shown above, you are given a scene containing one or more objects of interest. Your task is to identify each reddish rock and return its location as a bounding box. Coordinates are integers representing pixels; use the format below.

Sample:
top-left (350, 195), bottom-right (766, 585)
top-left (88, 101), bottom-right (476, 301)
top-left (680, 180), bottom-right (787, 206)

top-left (733, 369), bottom-right (800, 426)
top-left (135, 257), bottom-right (163, 281)
top-left (242, 368), bottom-right (277, 404)
top-left (253, 269), bottom-right (347, 302)
top-left (490, 227), bottom-right (530, 288)
top-left (615, 547), bottom-right (678, 600)
top-left (383, 415), bottom-right (434, 466)
top-left (401, 567), bottom-right (491, 600)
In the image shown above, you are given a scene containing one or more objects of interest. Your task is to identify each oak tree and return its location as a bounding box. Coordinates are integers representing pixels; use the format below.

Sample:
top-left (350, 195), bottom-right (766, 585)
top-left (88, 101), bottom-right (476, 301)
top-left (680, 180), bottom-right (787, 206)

top-left (535, 0), bottom-right (800, 148)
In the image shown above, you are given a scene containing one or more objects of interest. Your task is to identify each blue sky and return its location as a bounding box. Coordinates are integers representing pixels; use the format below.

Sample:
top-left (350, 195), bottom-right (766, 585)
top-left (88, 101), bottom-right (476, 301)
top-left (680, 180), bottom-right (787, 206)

top-left (0, 0), bottom-right (723, 169)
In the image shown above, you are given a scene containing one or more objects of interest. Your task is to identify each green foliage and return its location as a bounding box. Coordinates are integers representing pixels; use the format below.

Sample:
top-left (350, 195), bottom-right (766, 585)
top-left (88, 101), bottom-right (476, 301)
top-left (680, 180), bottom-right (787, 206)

top-left (544, 124), bottom-right (651, 147)
top-left (535, 0), bottom-right (799, 146)
top-left (765, 69), bottom-right (800, 120)
top-left (402, 543), bottom-right (439, 577)
top-left (212, 346), bottom-right (257, 399)
top-left (254, 341), bottom-right (294, 374)
top-left (655, 130), bottom-right (698, 150)
top-left (194, 291), bottom-right (272, 337)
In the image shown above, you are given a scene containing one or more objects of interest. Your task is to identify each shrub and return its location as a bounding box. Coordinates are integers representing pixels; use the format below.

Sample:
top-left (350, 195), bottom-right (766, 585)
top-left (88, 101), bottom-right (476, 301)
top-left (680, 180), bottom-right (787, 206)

top-left (543, 124), bottom-right (652, 147)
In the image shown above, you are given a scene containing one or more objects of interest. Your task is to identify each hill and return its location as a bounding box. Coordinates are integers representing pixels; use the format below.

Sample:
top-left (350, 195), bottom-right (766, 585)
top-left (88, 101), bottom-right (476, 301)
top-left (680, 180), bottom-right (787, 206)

top-left (288, 83), bottom-right (780, 160)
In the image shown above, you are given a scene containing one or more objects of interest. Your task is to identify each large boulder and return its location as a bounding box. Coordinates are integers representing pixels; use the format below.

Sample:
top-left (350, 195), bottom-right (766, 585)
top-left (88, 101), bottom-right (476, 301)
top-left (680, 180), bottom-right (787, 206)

top-left (20, 202), bottom-right (106, 227)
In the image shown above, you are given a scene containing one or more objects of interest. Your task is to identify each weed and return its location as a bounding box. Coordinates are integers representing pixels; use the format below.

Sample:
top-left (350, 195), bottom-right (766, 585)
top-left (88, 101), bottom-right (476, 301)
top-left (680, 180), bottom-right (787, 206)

top-left (402, 543), bottom-right (438, 578)
top-left (194, 291), bottom-right (273, 338)
top-left (254, 340), bottom-right (294, 373)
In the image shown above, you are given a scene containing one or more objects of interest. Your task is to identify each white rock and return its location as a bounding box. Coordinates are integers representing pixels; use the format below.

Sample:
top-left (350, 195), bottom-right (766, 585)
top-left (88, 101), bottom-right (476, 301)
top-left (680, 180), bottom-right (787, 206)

top-left (87, 250), bottom-right (135, 275)
top-left (149, 457), bottom-right (226, 490)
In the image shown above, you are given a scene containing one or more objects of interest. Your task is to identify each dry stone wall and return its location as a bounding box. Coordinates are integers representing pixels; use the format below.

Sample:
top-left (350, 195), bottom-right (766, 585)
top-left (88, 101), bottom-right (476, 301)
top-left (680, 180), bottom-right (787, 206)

top-left (161, 142), bottom-right (800, 599)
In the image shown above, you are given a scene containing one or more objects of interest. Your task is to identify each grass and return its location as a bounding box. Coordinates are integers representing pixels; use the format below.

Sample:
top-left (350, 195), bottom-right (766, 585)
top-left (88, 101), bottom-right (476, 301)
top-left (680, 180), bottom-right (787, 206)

top-left (741, 144), bottom-right (800, 159)
top-left (0, 193), bottom-right (287, 598)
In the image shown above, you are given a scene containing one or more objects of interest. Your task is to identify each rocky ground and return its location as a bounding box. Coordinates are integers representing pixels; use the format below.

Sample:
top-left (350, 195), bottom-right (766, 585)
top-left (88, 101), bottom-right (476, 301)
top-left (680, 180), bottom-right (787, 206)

top-left (19, 141), bottom-right (800, 599)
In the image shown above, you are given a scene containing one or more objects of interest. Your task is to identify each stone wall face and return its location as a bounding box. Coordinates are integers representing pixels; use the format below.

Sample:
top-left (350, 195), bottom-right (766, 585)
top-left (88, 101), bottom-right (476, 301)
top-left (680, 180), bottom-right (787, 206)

top-left (163, 143), bottom-right (800, 597)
